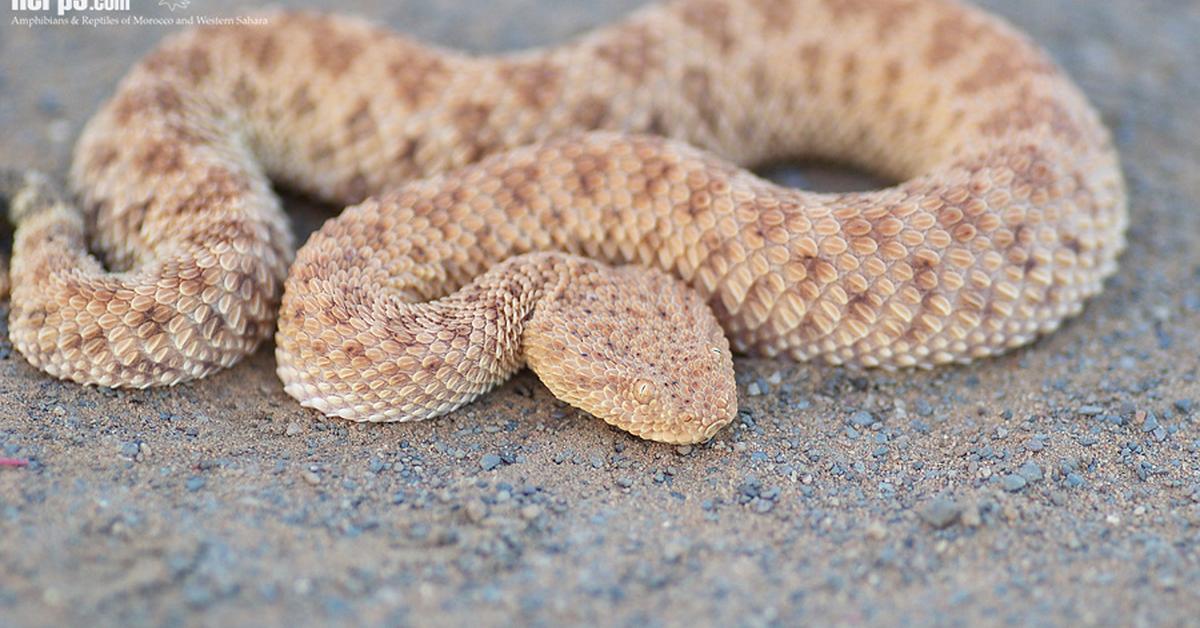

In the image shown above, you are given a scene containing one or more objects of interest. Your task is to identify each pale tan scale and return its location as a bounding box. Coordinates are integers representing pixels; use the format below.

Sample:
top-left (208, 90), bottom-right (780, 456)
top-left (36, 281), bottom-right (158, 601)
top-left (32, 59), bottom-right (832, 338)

top-left (0, 0), bottom-right (1126, 442)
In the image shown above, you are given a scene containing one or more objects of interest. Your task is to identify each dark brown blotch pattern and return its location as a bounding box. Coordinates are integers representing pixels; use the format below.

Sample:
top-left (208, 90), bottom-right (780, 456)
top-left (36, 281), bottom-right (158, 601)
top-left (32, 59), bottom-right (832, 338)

top-left (386, 45), bottom-right (448, 108)
top-left (498, 61), bottom-right (563, 110)
top-left (595, 24), bottom-right (661, 81)
top-left (679, 0), bottom-right (734, 51)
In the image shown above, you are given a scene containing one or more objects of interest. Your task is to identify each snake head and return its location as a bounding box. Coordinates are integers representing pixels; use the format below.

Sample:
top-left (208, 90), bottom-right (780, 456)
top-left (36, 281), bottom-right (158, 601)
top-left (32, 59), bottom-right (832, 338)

top-left (523, 257), bottom-right (738, 444)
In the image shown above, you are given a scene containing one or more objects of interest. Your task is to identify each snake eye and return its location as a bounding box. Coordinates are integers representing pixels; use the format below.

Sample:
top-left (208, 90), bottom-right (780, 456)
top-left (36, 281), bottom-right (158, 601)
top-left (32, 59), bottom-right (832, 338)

top-left (633, 378), bottom-right (654, 404)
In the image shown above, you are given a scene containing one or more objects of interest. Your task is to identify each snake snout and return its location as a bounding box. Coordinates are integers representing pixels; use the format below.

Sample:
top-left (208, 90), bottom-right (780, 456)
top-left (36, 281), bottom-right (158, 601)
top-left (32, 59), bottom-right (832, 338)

top-left (700, 394), bottom-right (737, 440)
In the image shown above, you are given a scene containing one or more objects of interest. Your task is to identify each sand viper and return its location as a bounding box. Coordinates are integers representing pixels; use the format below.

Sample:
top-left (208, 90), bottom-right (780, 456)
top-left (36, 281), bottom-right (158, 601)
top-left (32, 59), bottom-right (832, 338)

top-left (0, 0), bottom-right (1126, 443)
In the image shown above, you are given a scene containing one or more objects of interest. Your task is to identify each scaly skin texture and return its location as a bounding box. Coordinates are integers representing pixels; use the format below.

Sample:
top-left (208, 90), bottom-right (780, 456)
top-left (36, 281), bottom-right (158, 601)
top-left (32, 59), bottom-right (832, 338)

top-left (2, 0), bottom-right (1125, 442)
top-left (282, 250), bottom-right (737, 443)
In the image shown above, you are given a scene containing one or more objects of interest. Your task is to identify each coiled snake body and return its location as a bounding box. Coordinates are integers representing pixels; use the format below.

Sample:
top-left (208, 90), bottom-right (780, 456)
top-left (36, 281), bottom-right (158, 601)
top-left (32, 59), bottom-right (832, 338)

top-left (1, 0), bottom-right (1126, 443)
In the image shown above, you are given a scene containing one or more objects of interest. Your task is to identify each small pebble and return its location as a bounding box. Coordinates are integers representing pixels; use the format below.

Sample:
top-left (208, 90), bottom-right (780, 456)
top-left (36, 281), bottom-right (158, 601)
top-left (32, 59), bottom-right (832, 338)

top-left (465, 499), bottom-right (489, 523)
top-left (36, 92), bottom-right (63, 115)
top-left (1017, 461), bottom-right (1043, 483)
top-left (663, 539), bottom-right (690, 561)
top-left (480, 454), bottom-right (502, 471)
top-left (1002, 474), bottom-right (1028, 492)
top-left (301, 470), bottom-right (321, 486)
top-left (185, 477), bottom-right (205, 492)
top-left (918, 497), bottom-right (961, 529)
top-left (849, 410), bottom-right (876, 427)
top-left (1100, 414), bottom-right (1124, 426)
top-left (285, 422), bottom-right (303, 436)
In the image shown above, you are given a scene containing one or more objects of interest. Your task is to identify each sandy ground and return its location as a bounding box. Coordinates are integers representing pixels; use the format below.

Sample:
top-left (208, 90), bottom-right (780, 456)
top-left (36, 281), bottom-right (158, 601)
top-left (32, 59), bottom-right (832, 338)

top-left (1, 0), bottom-right (1198, 626)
